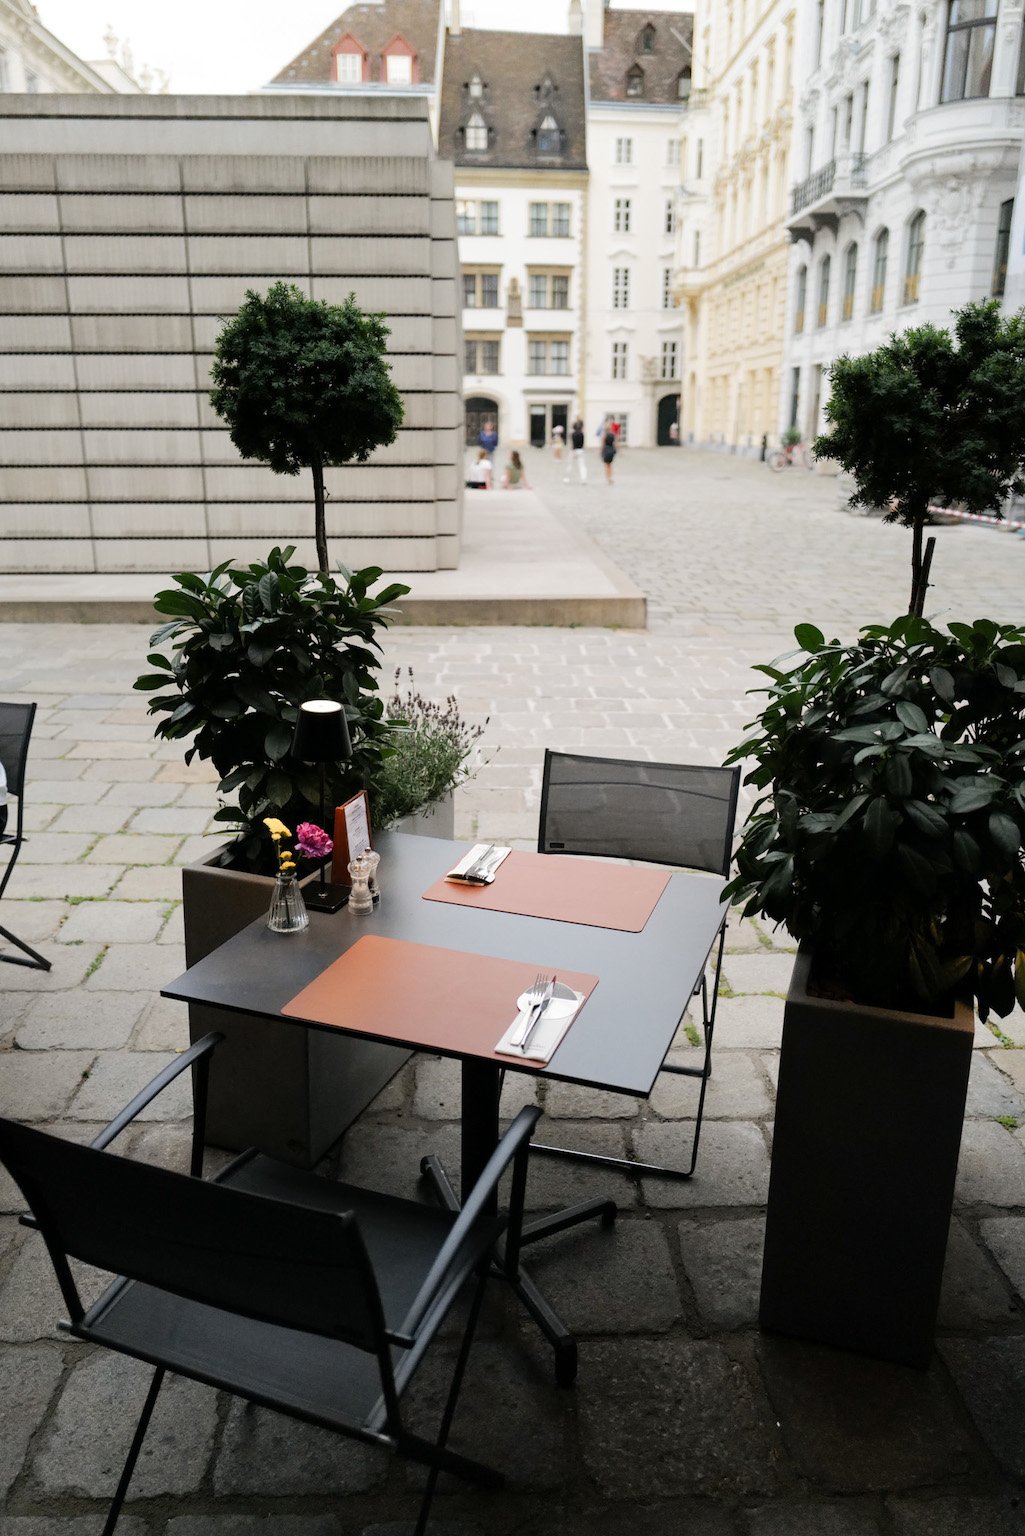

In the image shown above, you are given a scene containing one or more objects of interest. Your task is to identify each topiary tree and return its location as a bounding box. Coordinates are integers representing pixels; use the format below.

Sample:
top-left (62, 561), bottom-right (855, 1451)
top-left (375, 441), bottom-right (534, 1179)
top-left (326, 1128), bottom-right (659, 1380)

top-left (210, 283), bottom-right (404, 574)
top-left (814, 301), bottom-right (1025, 619)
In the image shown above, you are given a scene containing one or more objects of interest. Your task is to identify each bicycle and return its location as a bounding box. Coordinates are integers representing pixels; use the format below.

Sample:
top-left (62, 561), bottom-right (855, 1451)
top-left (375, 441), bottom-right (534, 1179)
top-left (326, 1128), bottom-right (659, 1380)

top-left (767, 440), bottom-right (815, 472)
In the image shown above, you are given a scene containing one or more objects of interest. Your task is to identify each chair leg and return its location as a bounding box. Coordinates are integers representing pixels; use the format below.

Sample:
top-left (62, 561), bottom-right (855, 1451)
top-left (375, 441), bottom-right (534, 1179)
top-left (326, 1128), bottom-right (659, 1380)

top-left (101, 1366), bottom-right (165, 1536)
top-left (506, 1267), bottom-right (578, 1387)
top-left (0, 922), bottom-right (51, 972)
top-left (414, 1267), bottom-right (492, 1535)
top-left (520, 1197), bottom-right (617, 1246)
top-left (420, 1154), bottom-right (460, 1213)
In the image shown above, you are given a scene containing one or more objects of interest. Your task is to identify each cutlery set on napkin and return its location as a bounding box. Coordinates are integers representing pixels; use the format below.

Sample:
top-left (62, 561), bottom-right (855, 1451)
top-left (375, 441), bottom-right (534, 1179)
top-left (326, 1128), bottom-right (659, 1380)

top-left (445, 843), bottom-right (512, 884)
top-left (495, 974), bottom-right (585, 1061)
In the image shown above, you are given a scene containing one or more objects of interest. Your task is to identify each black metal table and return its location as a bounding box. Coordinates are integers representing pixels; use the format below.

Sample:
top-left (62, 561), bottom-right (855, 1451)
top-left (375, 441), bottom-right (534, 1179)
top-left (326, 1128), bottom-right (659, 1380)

top-left (164, 829), bottom-right (728, 1384)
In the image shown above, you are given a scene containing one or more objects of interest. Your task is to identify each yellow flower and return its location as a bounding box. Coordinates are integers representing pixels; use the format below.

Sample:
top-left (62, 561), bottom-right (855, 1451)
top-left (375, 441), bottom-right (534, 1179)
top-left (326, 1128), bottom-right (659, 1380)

top-left (263, 817), bottom-right (291, 839)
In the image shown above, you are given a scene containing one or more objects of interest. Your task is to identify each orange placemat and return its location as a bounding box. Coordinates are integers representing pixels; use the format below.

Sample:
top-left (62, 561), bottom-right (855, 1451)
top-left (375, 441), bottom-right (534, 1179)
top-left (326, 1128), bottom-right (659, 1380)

top-left (281, 934), bottom-right (598, 1070)
top-left (423, 850), bottom-right (670, 933)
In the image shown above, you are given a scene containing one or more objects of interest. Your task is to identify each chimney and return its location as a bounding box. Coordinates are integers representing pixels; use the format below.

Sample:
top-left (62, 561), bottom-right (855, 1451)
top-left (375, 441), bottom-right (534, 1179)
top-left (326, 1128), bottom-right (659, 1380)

top-left (568, 0), bottom-right (583, 35)
top-left (584, 0), bottom-right (604, 48)
top-left (449, 0), bottom-right (461, 36)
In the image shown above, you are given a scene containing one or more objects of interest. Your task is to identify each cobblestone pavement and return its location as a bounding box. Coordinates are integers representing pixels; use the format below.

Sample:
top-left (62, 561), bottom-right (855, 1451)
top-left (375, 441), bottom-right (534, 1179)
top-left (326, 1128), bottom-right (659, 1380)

top-left (2, 450), bottom-right (1025, 1534)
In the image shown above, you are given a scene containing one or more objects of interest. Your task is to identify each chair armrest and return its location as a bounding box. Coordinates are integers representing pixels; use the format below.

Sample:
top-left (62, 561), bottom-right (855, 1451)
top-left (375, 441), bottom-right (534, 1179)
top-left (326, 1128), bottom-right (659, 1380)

top-left (90, 1032), bottom-right (224, 1166)
top-left (393, 1104), bottom-right (541, 1343)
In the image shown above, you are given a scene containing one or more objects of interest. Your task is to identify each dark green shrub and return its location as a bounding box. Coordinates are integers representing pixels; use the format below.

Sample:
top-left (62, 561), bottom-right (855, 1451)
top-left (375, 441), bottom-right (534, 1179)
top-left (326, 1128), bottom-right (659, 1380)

top-left (135, 547), bottom-right (409, 869)
top-left (726, 616), bottom-right (1025, 1019)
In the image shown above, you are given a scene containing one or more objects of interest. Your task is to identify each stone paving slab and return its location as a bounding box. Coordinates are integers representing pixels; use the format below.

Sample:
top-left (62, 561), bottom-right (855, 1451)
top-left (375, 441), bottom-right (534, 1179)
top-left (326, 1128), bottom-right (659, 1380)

top-left (1, 449), bottom-right (1024, 1529)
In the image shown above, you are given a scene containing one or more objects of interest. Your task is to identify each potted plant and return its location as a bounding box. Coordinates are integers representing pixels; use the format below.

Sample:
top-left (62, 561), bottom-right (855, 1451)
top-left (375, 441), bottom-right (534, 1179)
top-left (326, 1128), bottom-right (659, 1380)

top-left (816, 301), bottom-right (1025, 617)
top-left (726, 615), bottom-right (1025, 1366)
top-left (370, 668), bottom-right (489, 839)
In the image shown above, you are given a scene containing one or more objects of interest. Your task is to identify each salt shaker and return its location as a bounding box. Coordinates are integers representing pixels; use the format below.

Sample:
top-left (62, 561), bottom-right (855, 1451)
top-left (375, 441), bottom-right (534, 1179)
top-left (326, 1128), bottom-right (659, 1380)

top-left (362, 847), bottom-right (381, 905)
top-left (347, 853), bottom-right (374, 914)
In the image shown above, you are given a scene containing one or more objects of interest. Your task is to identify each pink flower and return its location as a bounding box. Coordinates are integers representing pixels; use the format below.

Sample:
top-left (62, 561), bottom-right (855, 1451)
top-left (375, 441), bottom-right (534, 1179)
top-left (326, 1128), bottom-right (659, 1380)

top-left (295, 822), bottom-right (333, 861)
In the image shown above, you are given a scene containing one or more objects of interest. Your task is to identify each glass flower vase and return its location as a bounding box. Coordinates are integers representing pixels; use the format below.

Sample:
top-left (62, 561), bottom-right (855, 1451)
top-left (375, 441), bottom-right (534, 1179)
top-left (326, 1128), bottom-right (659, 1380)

top-left (267, 870), bottom-right (310, 934)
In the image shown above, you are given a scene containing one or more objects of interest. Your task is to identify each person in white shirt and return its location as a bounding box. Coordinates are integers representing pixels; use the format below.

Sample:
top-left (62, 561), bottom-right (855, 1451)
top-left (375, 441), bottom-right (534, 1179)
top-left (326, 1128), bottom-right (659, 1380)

top-left (466, 449), bottom-right (492, 490)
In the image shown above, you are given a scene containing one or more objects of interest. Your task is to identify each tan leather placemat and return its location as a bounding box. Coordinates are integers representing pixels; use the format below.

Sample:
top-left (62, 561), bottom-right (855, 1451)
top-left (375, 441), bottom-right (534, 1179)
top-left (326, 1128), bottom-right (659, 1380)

top-left (423, 850), bottom-right (670, 933)
top-left (281, 935), bottom-right (598, 1070)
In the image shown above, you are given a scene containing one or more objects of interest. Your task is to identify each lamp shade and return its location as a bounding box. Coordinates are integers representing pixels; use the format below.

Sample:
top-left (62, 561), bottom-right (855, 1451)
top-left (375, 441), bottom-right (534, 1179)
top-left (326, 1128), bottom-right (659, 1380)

top-left (291, 700), bottom-right (352, 764)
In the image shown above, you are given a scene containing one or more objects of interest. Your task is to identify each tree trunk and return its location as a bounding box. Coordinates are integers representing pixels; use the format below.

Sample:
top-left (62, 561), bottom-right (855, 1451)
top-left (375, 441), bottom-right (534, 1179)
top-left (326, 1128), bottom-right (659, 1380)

top-left (909, 506), bottom-right (928, 617)
top-left (311, 457), bottom-right (328, 574)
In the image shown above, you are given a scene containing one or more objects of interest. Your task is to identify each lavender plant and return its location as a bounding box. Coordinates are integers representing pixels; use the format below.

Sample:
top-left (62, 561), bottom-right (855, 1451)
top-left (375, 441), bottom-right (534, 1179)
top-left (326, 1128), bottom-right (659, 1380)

top-left (371, 669), bottom-right (488, 828)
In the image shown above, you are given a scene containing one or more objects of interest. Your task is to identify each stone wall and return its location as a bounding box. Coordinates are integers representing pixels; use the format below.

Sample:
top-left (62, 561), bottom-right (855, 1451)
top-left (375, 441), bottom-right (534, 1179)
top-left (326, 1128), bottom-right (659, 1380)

top-left (0, 94), bottom-right (463, 573)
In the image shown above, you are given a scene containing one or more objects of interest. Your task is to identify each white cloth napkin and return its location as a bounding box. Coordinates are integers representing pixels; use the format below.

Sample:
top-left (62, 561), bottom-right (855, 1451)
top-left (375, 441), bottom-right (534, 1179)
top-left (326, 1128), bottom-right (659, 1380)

top-left (495, 987), bottom-right (585, 1062)
top-left (446, 843), bottom-right (512, 883)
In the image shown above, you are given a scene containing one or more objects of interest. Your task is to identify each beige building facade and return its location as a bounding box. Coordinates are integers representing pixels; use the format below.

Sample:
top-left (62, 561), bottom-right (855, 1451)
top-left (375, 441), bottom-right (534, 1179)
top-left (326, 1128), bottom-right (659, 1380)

top-left (676, 0), bottom-right (796, 452)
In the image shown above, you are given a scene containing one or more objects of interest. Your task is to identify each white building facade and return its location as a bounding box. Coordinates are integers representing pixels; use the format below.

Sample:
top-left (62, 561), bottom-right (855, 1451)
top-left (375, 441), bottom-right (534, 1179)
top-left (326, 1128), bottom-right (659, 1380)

top-left (0, 0), bottom-right (144, 93)
top-left (583, 4), bottom-right (691, 446)
top-left (782, 0), bottom-right (1025, 443)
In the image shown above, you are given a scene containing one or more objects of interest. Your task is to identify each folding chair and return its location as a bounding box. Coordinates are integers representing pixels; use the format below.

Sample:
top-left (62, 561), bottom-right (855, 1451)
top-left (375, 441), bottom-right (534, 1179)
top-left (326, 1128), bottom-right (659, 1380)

top-left (534, 748), bottom-right (741, 1180)
top-left (0, 1033), bottom-right (541, 1536)
top-left (0, 701), bottom-right (50, 971)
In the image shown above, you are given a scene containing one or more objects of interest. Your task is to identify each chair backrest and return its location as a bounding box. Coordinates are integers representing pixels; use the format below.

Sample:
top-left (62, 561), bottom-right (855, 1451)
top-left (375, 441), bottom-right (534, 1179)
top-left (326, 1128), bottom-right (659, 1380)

top-left (538, 749), bottom-right (741, 877)
top-left (0, 1118), bottom-right (388, 1354)
top-left (0, 701), bottom-right (36, 799)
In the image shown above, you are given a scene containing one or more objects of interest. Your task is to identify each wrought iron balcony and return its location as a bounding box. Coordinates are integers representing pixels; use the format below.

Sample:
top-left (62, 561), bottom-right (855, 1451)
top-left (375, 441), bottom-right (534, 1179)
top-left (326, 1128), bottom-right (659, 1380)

top-left (787, 153), bottom-right (868, 240)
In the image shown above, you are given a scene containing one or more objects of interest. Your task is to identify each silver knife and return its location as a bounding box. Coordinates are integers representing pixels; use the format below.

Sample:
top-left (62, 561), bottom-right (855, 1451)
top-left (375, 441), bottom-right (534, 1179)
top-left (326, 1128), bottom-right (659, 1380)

top-left (465, 848), bottom-right (502, 884)
top-left (457, 844), bottom-right (494, 882)
top-left (515, 977), bottom-right (556, 1052)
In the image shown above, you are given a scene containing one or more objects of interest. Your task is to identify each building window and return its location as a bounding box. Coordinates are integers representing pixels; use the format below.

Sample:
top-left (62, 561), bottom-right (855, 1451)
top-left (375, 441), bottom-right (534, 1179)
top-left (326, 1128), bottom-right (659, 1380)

top-left (385, 52), bottom-right (413, 84)
top-left (641, 23), bottom-right (656, 52)
top-left (527, 338), bottom-right (570, 375)
top-left (842, 243), bottom-right (858, 321)
top-left (677, 66), bottom-right (692, 100)
top-left (529, 203), bottom-right (548, 236)
top-left (789, 365), bottom-right (801, 429)
top-left (662, 266), bottom-right (673, 307)
top-left (527, 272), bottom-right (569, 308)
top-left (457, 200), bottom-right (499, 236)
top-left (666, 138), bottom-right (679, 166)
top-left (626, 66), bottom-right (644, 97)
top-left (469, 71), bottom-right (483, 98)
top-left (696, 138), bottom-right (704, 177)
top-left (817, 254), bottom-right (831, 327)
top-left (465, 338), bottom-right (500, 374)
top-left (611, 340), bottom-right (628, 380)
top-left (1018, 21), bottom-right (1025, 94)
top-left (615, 137), bottom-right (633, 165)
top-left (941, 0), bottom-right (997, 103)
top-left (886, 54), bottom-right (901, 141)
top-left (335, 50), bottom-right (363, 82)
top-left (903, 211), bottom-right (925, 304)
top-left (528, 273), bottom-right (547, 308)
top-left (870, 228), bottom-right (888, 311)
top-left (462, 271), bottom-right (499, 308)
top-left (529, 202), bottom-right (570, 237)
top-left (612, 267), bottom-right (630, 309)
top-left (465, 111), bottom-right (488, 151)
top-left (479, 200), bottom-right (498, 235)
top-left (693, 229), bottom-right (701, 266)
top-left (613, 197), bottom-right (632, 233)
top-left (552, 202), bottom-right (570, 236)
top-left (537, 114), bottom-right (562, 153)
top-left (664, 197), bottom-right (677, 235)
top-left (842, 92), bottom-right (854, 147)
top-left (551, 275), bottom-right (569, 308)
top-left (993, 198), bottom-right (1014, 297)
top-left (794, 264), bottom-right (807, 333)
top-left (660, 340), bottom-right (678, 380)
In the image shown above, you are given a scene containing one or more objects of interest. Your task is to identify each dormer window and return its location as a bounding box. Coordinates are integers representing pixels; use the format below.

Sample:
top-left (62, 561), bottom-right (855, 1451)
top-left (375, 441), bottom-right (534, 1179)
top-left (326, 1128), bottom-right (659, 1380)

top-left (332, 34), bottom-right (367, 84)
top-left (468, 71), bottom-right (483, 98)
top-left (677, 66), bottom-right (692, 100)
top-left (640, 24), bottom-right (656, 53)
top-left (465, 111), bottom-right (488, 151)
top-left (386, 52), bottom-right (412, 83)
top-left (626, 64), bottom-right (644, 96)
top-left (536, 74), bottom-right (557, 102)
top-left (536, 113), bottom-right (562, 153)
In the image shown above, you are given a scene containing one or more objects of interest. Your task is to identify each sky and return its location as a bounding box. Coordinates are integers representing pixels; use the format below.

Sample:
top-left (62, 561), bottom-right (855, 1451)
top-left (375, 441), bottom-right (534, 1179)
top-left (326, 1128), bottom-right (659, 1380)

top-left (37, 0), bottom-right (690, 94)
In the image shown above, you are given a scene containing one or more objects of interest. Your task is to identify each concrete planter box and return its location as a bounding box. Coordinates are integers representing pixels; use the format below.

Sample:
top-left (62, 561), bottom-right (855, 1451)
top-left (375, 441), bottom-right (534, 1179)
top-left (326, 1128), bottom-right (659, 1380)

top-left (759, 943), bottom-right (974, 1369)
top-left (393, 790), bottom-right (455, 839)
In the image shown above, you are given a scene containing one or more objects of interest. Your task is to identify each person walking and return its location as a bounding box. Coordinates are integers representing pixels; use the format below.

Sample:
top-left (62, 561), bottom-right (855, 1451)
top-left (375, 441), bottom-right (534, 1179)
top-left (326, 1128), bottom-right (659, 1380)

top-left (601, 422), bottom-right (617, 485)
top-left (551, 423), bottom-right (565, 461)
top-left (564, 418), bottom-right (587, 483)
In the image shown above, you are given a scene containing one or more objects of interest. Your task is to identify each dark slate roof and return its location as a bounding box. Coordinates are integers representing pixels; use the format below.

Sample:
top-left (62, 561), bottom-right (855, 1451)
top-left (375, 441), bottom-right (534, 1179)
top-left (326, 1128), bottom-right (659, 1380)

top-left (271, 0), bottom-right (441, 85)
top-left (589, 8), bottom-right (693, 105)
top-left (439, 29), bottom-right (587, 171)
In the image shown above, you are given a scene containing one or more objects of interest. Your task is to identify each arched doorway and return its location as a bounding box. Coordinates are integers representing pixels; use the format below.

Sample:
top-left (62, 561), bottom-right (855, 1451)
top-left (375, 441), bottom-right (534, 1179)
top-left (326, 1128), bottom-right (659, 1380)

top-left (465, 396), bottom-right (499, 447)
top-left (657, 392), bottom-right (681, 446)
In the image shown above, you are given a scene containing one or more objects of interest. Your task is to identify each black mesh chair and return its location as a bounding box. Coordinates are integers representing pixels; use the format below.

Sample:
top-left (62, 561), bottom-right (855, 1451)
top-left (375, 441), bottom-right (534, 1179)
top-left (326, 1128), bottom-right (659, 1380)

top-left (536, 749), bottom-right (741, 1179)
top-left (0, 1034), bottom-right (541, 1536)
top-left (0, 701), bottom-right (50, 971)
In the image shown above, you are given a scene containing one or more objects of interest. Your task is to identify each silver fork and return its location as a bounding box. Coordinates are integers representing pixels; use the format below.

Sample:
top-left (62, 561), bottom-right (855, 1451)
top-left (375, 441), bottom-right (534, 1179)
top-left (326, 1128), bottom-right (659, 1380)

top-left (509, 972), bottom-right (548, 1049)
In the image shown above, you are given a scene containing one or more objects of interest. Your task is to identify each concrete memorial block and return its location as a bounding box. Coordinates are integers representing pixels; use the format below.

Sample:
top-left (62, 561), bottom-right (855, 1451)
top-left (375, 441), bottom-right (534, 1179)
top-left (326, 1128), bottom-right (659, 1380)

top-left (0, 93), bottom-right (462, 575)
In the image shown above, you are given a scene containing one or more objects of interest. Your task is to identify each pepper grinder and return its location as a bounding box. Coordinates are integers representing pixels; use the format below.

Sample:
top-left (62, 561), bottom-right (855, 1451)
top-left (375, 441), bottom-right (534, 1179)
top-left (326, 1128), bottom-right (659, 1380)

top-left (347, 853), bottom-right (374, 914)
top-left (362, 847), bottom-right (381, 905)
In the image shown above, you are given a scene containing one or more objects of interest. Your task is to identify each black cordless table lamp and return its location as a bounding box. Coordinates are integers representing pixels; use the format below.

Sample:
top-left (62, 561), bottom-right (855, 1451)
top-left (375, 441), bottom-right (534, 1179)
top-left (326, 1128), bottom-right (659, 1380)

top-left (291, 699), bottom-right (353, 913)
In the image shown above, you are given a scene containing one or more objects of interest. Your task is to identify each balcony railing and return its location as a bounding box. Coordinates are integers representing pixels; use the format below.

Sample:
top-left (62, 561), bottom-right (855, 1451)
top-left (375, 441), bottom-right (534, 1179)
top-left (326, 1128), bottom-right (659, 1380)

top-left (789, 153), bottom-right (867, 219)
